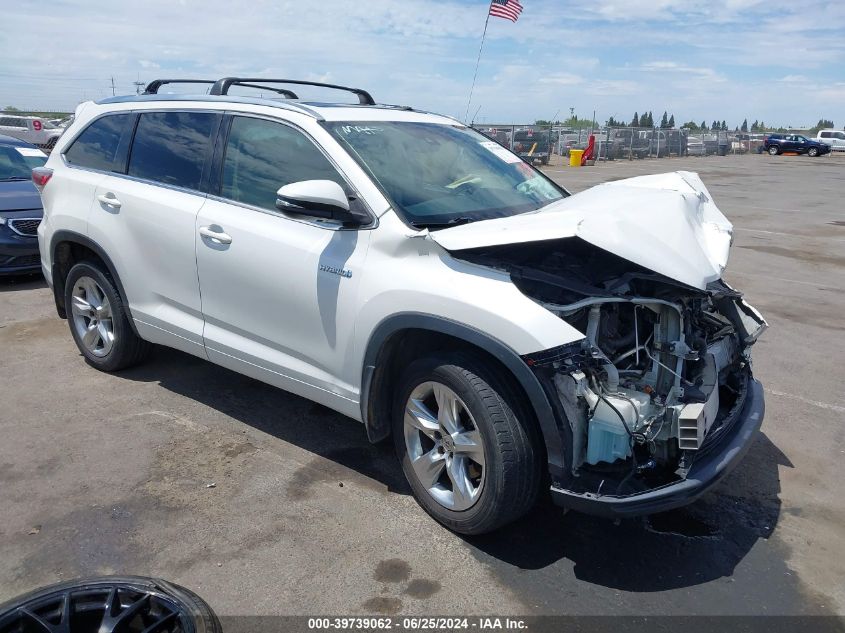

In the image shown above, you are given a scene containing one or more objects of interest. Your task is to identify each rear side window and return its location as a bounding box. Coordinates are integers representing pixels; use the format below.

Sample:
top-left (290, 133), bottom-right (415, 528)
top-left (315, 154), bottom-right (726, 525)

top-left (0, 117), bottom-right (26, 128)
top-left (128, 111), bottom-right (218, 190)
top-left (65, 114), bottom-right (132, 172)
top-left (220, 116), bottom-right (345, 212)
top-left (820, 132), bottom-right (831, 138)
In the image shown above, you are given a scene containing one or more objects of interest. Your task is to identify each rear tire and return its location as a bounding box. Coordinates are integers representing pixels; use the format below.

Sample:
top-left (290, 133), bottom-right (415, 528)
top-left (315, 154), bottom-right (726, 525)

top-left (64, 261), bottom-right (150, 372)
top-left (768, 145), bottom-right (780, 155)
top-left (393, 352), bottom-right (543, 535)
top-left (808, 147), bottom-right (819, 157)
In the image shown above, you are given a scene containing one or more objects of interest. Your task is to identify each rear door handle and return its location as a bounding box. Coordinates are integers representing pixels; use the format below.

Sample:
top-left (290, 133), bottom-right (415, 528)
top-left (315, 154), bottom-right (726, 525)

top-left (96, 193), bottom-right (121, 208)
top-left (199, 225), bottom-right (233, 245)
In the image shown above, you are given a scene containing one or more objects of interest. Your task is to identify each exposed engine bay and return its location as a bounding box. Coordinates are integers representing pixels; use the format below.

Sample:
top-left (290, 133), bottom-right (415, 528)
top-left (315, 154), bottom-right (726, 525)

top-left (456, 237), bottom-right (767, 496)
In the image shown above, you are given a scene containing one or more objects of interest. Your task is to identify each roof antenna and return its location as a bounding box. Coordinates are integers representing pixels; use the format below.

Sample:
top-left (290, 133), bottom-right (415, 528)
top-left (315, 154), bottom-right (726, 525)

top-left (470, 105), bottom-right (482, 126)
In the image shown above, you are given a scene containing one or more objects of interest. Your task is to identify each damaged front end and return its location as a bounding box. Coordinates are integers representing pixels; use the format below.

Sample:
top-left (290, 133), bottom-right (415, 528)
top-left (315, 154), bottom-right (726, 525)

top-left (456, 237), bottom-right (767, 517)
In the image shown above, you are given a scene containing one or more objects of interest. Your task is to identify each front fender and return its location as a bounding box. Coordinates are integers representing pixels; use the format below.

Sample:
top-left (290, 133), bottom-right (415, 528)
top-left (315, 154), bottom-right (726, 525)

top-left (360, 313), bottom-right (571, 481)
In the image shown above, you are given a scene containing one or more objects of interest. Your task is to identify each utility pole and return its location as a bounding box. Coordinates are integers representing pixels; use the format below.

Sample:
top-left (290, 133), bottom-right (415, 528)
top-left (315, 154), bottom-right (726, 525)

top-left (110, 77), bottom-right (116, 96)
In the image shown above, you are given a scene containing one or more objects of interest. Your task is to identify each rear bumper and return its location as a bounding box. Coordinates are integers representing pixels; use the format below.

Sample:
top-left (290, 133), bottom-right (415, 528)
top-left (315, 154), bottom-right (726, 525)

top-left (550, 377), bottom-right (765, 518)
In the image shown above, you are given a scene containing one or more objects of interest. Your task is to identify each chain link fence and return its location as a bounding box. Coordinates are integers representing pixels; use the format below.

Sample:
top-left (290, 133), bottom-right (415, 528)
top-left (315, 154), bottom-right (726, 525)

top-left (472, 124), bottom-right (759, 164)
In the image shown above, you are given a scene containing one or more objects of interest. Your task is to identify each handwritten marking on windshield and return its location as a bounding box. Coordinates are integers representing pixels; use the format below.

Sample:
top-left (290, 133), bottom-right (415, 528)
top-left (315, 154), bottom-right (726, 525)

top-left (339, 125), bottom-right (383, 136)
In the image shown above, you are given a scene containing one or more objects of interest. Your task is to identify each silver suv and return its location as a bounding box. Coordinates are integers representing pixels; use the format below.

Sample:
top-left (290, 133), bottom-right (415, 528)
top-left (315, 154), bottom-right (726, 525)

top-left (35, 78), bottom-right (766, 534)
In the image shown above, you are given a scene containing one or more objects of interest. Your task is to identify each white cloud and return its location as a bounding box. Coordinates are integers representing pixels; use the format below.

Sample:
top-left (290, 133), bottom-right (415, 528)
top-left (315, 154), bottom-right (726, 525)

top-left (0, 0), bottom-right (841, 127)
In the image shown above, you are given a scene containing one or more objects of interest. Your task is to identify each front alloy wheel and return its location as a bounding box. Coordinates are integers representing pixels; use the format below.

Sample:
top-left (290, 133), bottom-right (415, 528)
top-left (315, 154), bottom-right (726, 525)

top-left (403, 381), bottom-right (486, 511)
top-left (393, 353), bottom-right (542, 535)
top-left (768, 145), bottom-right (779, 155)
top-left (808, 147), bottom-right (819, 157)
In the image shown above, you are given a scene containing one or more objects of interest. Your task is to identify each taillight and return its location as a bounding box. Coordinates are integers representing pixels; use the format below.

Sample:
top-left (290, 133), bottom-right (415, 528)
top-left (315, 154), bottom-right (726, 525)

top-left (32, 167), bottom-right (53, 191)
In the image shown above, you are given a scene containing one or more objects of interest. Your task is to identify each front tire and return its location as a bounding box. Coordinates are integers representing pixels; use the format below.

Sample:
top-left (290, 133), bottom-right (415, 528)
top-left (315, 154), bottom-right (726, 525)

top-left (808, 147), bottom-right (819, 157)
top-left (65, 261), bottom-right (150, 371)
top-left (393, 353), bottom-right (542, 535)
top-left (768, 145), bottom-right (780, 155)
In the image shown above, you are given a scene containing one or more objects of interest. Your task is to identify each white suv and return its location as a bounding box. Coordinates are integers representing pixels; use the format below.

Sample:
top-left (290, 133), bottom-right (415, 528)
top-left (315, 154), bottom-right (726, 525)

top-left (35, 78), bottom-right (766, 534)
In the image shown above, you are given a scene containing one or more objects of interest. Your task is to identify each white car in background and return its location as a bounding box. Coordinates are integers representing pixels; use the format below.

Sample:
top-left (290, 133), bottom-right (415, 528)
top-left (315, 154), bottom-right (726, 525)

top-left (0, 114), bottom-right (64, 150)
top-left (686, 136), bottom-right (706, 156)
top-left (816, 129), bottom-right (845, 151)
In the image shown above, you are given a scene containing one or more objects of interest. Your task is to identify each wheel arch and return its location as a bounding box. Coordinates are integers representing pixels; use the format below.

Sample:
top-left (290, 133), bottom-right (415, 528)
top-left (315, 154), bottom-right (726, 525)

top-left (360, 313), bottom-right (567, 480)
top-left (50, 230), bottom-right (139, 335)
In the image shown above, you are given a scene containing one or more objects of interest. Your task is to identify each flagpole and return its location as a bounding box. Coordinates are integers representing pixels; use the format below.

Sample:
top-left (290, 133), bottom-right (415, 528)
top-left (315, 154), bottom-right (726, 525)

top-left (464, 2), bottom-right (493, 124)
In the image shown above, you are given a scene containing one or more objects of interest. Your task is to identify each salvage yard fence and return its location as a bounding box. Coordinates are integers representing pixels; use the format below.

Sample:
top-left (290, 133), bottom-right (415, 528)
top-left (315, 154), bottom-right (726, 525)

top-left (471, 124), bottom-right (759, 164)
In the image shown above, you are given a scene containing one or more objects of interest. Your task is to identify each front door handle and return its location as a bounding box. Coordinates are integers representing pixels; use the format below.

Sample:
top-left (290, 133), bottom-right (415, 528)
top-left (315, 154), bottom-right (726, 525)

top-left (96, 193), bottom-right (121, 208)
top-left (199, 225), bottom-right (233, 245)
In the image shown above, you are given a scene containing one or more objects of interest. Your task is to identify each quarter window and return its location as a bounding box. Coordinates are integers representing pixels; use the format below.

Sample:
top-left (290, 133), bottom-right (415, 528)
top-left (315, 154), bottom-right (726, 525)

top-left (220, 116), bottom-right (346, 212)
top-left (128, 111), bottom-right (218, 190)
top-left (65, 114), bottom-right (132, 172)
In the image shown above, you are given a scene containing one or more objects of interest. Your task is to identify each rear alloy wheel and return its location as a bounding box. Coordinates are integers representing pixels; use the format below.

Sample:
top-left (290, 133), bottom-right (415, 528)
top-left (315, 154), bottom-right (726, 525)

top-left (808, 147), bottom-right (819, 157)
top-left (0, 576), bottom-right (221, 633)
top-left (768, 145), bottom-right (780, 155)
top-left (65, 261), bottom-right (150, 371)
top-left (394, 353), bottom-right (542, 535)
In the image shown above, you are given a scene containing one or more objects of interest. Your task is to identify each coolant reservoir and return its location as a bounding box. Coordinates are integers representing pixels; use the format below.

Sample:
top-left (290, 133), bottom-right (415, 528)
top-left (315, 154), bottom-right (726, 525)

top-left (585, 389), bottom-right (652, 465)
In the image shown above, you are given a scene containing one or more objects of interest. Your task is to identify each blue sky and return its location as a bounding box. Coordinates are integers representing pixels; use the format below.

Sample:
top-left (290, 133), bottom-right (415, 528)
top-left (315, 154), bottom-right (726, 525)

top-left (1, 0), bottom-right (843, 127)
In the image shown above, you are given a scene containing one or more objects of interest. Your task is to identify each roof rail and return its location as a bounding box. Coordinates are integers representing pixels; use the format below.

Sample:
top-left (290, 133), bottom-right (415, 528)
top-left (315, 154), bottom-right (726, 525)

top-left (144, 79), bottom-right (215, 95)
top-left (210, 78), bottom-right (375, 105)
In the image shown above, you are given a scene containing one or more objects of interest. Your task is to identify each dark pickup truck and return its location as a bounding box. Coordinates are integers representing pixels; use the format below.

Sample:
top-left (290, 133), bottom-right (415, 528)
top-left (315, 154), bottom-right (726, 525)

top-left (609, 129), bottom-right (649, 159)
top-left (764, 134), bottom-right (830, 156)
top-left (512, 129), bottom-right (551, 165)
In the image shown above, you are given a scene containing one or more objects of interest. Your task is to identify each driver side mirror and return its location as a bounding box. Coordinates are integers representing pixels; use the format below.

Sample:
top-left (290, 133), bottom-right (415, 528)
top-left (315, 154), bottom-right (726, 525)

top-left (276, 180), bottom-right (364, 226)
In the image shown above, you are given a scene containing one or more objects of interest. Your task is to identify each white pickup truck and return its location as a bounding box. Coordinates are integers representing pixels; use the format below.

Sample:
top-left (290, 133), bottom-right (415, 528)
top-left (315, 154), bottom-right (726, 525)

top-left (816, 129), bottom-right (845, 152)
top-left (0, 114), bottom-right (64, 150)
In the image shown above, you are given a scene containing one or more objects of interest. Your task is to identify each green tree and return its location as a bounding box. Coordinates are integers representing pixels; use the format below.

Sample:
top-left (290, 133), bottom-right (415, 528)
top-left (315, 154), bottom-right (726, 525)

top-left (810, 118), bottom-right (834, 134)
top-left (700, 120), bottom-right (706, 131)
top-left (660, 111), bottom-right (669, 128)
top-left (751, 120), bottom-right (759, 132)
top-left (631, 112), bottom-right (639, 127)
top-left (640, 113), bottom-right (649, 127)
top-left (741, 118), bottom-right (748, 132)
top-left (721, 120), bottom-right (727, 131)
top-left (668, 114), bottom-right (675, 128)
top-left (711, 120), bottom-right (718, 131)
top-left (682, 121), bottom-right (699, 131)
top-left (3, 106), bottom-right (21, 112)
top-left (647, 111), bottom-right (655, 127)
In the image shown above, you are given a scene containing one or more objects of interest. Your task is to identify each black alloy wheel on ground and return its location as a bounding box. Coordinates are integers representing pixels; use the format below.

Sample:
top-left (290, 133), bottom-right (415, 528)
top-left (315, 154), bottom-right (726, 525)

top-left (0, 576), bottom-right (221, 633)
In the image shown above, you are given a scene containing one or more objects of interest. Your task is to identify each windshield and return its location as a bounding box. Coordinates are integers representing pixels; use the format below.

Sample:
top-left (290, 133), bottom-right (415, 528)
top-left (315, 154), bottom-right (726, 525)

top-left (0, 145), bottom-right (46, 180)
top-left (326, 121), bottom-right (567, 228)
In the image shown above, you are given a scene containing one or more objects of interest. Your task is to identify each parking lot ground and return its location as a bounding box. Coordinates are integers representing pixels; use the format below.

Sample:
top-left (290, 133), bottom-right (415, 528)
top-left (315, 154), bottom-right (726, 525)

top-left (1, 154), bottom-right (844, 617)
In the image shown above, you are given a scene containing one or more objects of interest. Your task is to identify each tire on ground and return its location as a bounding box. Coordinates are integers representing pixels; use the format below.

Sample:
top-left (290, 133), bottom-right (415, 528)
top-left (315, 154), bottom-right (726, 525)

top-left (64, 261), bottom-right (151, 372)
top-left (392, 352), bottom-right (543, 535)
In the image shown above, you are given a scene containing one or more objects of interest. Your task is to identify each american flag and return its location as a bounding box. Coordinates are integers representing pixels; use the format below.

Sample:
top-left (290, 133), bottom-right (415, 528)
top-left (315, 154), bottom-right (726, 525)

top-left (489, 0), bottom-right (523, 22)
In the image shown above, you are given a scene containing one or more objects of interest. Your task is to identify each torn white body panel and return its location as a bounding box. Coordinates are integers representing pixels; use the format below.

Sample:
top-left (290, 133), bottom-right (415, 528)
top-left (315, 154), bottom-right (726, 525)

top-left (428, 171), bottom-right (733, 290)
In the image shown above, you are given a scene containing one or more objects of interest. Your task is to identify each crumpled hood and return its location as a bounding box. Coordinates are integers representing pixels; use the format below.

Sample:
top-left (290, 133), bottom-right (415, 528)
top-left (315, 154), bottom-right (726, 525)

top-left (428, 171), bottom-right (733, 290)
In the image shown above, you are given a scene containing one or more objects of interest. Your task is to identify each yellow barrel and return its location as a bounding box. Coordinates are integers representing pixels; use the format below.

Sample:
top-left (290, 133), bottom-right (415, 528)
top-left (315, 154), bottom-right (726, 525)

top-left (569, 149), bottom-right (584, 167)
